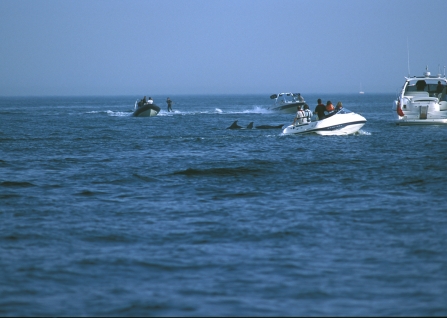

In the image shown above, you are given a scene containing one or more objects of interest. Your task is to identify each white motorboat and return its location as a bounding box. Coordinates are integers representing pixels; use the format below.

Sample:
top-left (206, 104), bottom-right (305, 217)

top-left (132, 99), bottom-right (161, 117)
top-left (282, 108), bottom-right (366, 136)
top-left (269, 93), bottom-right (306, 113)
top-left (392, 68), bottom-right (447, 125)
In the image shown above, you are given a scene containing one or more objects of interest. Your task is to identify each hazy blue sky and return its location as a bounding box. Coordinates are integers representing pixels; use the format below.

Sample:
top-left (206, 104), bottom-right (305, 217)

top-left (1, 0), bottom-right (447, 96)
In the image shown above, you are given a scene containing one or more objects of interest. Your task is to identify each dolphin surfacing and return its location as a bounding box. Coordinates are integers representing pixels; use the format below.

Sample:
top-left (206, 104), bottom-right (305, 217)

top-left (227, 120), bottom-right (243, 129)
top-left (227, 121), bottom-right (280, 130)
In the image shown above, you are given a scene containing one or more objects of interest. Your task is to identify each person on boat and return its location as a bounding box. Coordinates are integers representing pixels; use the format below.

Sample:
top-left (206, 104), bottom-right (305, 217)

top-left (324, 101), bottom-right (336, 117)
top-left (303, 104), bottom-right (313, 122)
top-left (147, 97), bottom-right (154, 104)
top-left (335, 101), bottom-right (343, 111)
top-left (138, 96), bottom-right (147, 108)
top-left (293, 105), bottom-right (305, 125)
top-left (297, 93), bottom-right (304, 102)
top-left (166, 97), bottom-right (173, 112)
top-left (314, 99), bottom-right (326, 120)
top-left (436, 81), bottom-right (444, 95)
top-left (416, 80), bottom-right (426, 91)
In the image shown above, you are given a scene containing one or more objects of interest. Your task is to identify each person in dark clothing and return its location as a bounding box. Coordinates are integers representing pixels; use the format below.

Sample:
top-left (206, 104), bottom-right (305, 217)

top-left (436, 81), bottom-right (444, 94)
top-left (166, 97), bottom-right (173, 112)
top-left (314, 98), bottom-right (326, 120)
top-left (138, 96), bottom-right (147, 108)
top-left (416, 80), bottom-right (426, 91)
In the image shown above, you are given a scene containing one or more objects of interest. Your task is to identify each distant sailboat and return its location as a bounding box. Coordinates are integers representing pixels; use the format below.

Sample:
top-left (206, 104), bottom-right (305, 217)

top-left (359, 83), bottom-right (364, 94)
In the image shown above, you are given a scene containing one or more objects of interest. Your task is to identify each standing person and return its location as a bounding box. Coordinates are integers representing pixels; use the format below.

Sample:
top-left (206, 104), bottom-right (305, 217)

top-left (297, 93), bottom-right (304, 102)
top-left (303, 104), bottom-right (313, 122)
top-left (292, 105), bottom-right (305, 125)
top-left (166, 97), bottom-right (173, 112)
top-left (314, 98), bottom-right (326, 120)
top-left (147, 97), bottom-right (154, 104)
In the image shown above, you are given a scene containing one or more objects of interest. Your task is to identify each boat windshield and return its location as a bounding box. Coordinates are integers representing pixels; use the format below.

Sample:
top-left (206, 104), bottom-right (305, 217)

top-left (336, 108), bottom-right (352, 114)
top-left (276, 93), bottom-right (300, 105)
top-left (405, 79), bottom-right (447, 96)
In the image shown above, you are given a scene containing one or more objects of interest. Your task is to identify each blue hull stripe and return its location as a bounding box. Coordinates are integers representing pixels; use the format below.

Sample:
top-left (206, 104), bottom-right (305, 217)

top-left (289, 120), bottom-right (366, 134)
top-left (312, 120), bottom-right (366, 132)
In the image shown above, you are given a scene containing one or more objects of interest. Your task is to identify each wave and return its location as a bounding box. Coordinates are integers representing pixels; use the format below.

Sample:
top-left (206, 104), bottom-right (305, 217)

top-left (86, 110), bottom-right (132, 117)
top-left (157, 109), bottom-right (229, 116)
top-left (0, 159), bottom-right (10, 167)
top-left (173, 166), bottom-right (264, 177)
top-left (132, 173), bottom-right (159, 182)
top-left (0, 193), bottom-right (20, 199)
top-left (85, 106), bottom-right (272, 117)
top-left (239, 106), bottom-right (273, 114)
top-left (215, 106), bottom-right (272, 114)
top-left (106, 110), bottom-right (131, 117)
top-left (0, 181), bottom-right (35, 188)
top-left (75, 189), bottom-right (108, 196)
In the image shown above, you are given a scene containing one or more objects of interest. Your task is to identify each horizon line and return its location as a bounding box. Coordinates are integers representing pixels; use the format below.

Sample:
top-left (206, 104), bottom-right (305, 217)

top-left (0, 92), bottom-right (395, 98)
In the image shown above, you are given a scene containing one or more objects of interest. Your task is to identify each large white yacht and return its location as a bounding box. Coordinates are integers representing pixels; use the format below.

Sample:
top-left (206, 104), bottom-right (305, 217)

top-left (392, 67), bottom-right (447, 125)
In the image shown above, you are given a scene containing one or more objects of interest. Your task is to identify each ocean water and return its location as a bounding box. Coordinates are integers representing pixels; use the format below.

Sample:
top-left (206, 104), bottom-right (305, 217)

top-left (1, 94), bottom-right (446, 316)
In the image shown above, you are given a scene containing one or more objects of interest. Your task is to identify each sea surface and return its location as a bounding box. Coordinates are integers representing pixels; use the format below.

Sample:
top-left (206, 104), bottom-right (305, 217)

top-left (1, 94), bottom-right (446, 316)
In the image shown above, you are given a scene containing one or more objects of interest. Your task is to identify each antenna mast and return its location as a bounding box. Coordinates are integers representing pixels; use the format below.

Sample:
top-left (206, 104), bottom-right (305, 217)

top-left (407, 38), bottom-right (411, 76)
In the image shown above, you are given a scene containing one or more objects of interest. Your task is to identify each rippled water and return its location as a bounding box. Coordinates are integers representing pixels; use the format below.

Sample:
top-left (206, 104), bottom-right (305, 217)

top-left (1, 94), bottom-right (446, 316)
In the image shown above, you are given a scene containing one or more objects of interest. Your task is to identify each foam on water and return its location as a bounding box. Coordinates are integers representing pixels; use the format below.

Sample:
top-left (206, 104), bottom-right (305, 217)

top-left (106, 110), bottom-right (132, 117)
top-left (357, 129), bottom-right (371, 135)
top-left (230, 106), bottom-right (273, 114)
top-left (86, 110), bottom-right (132, 117)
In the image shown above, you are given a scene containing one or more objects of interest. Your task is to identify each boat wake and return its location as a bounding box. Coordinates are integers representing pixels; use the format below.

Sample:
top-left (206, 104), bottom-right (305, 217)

top-left (154, 107), bottom-right (272, 115)
top-left (357, 129), bottom-right (371, 135)
top-left (240, 106), bottom-right (272, 114)
top-left (90, 106), bottom-right (275, 117)
top-left (87, 110), bottom-right (132, 117)
top-left (106, 110), bottom-right (131, 117)
top-left (210, 106), bottom-right (272, 114)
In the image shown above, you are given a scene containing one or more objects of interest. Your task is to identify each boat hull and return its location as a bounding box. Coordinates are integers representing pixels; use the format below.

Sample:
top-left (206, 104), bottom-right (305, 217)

top-left (282, 112), bottom-right (366, 135)
top-left (393, 101), bottom-right (447, 125)
top-left (270, 102), bottom-right (306, 114)
top-left (395, 117), bottom-right (447, 125)
top-left (132, 104), bottom-right (161, 117)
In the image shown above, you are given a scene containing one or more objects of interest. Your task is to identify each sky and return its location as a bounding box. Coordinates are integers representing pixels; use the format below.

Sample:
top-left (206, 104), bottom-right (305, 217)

top-left (1, 0), bottom-right (447, 96)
